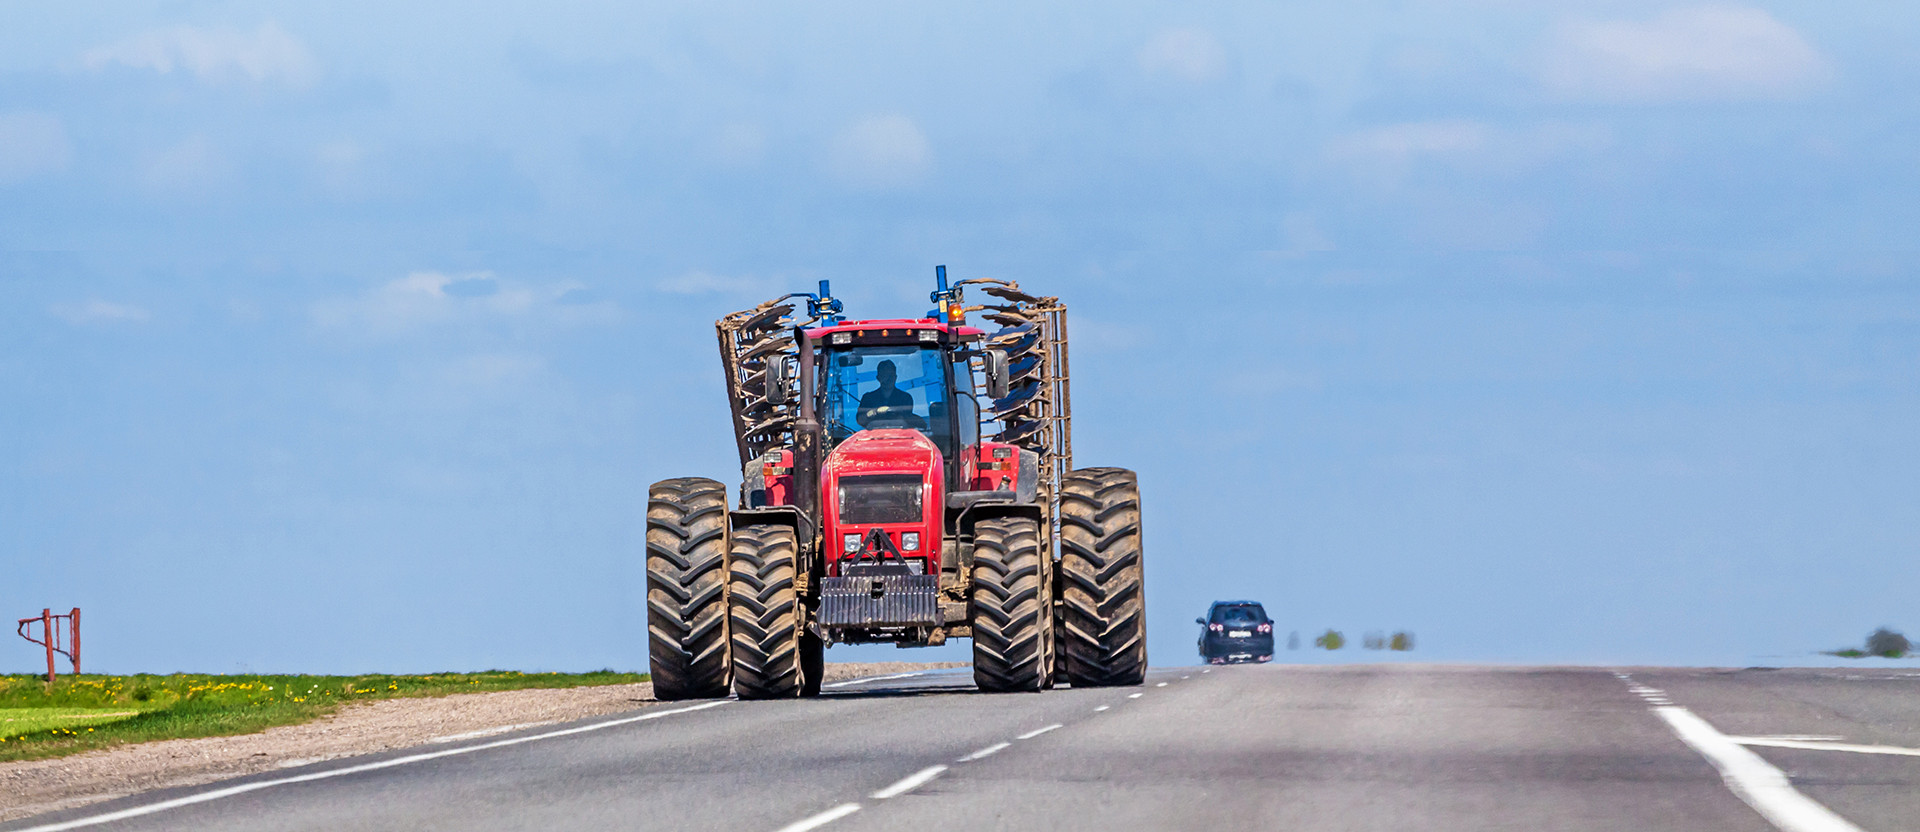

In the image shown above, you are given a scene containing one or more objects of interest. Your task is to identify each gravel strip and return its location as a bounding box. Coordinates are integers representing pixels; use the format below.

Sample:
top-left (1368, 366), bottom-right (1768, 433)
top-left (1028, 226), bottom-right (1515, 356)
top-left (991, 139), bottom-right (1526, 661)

top-left (0, 662), bottom-right (964, 823)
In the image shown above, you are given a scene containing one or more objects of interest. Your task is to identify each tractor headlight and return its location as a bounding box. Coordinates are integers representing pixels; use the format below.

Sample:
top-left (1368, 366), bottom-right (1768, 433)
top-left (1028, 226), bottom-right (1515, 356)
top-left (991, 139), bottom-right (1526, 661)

top-left (843, 533), bottom-right (861, 553)
top-left (900, 532), bottom-right (920, 551)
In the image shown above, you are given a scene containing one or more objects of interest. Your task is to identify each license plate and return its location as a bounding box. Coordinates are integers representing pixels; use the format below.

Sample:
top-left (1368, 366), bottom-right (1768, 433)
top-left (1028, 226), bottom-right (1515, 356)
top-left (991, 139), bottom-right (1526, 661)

top-left (1229, 630), bottom-right (1252, 638)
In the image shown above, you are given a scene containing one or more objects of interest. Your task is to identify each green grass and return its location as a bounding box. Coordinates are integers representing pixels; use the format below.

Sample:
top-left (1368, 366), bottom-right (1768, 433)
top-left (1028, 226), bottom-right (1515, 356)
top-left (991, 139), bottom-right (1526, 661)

top-left (0, 670), bottom-right (646, 763)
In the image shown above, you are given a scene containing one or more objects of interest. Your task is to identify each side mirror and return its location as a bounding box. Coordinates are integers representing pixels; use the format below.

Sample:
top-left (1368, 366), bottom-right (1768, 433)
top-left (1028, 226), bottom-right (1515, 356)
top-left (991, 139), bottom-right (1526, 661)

top-left (766, 357), bottom-right (791, 406)
top-left (1195, 618), bottom-right (1207, 626)
top-left (983, 349), bottom-right (1010, 399)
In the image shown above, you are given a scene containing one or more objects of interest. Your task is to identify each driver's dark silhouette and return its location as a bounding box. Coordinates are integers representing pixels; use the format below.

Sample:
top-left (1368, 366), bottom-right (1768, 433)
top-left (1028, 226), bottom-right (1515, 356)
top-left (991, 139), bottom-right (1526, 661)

top-left (857, 359), bottom-right (922, 428)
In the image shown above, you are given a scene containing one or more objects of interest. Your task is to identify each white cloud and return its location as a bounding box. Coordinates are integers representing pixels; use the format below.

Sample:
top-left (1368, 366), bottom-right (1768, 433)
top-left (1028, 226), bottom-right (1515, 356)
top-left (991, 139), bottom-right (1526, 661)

top-left (51, 299), bottom-right (150, 325)
top-left (1336, 120), bottom-right (1492, 163)
top-left (142, 135), bottom-right (231, 194)
top-left (1280, 212), bottom-right (1336, 253)
top-left (312, 272), bottom-right (580, 337)
top-left (709, 123), bottom-right (767, 167)
top-left (82, 23), bottom-right (318, 86)
top-left (1541, 6), bottom-right (1827, 101)
top-left (1138, 28), bottom-right (1230, 85)
top-left (656, 270), bottom-right (783, 296)
top-left (1330, 120), bottom-right (1612, 184)
top-left (0, 112), bottom-right (72, 183)
top-left (827, 114), bottom-right (930, 190)
top-left (444, 353), bottom-right (545, 389)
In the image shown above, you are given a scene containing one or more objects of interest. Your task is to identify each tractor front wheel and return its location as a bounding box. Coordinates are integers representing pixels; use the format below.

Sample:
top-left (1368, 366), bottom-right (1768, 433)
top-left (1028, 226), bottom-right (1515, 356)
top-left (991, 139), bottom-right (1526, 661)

top-left (1058, 467), bottom-right (1147, 687)
top-left (970, 516), bottom-right (1052, 692)
top-left (728, 524), bottom-right (811, 699)
top-left (645, 477), bottom-right (732, 700)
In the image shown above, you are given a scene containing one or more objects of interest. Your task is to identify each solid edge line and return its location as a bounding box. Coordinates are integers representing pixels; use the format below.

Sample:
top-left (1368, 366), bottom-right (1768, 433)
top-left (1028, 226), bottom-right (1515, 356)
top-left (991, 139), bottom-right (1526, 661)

top-left (429, 721), bottom-right (554, 744)
top-left (771, 803), bottom-right (862, 832)
top-left (821, 671), bottom-right (927, 689)
top-left (871, 765), bottom-right (947, 799)
top-left (1730, 737), bottom-right (1920, 758)
top-left (1654, 706), bottom-right (1865, 832)
top-left (1016, 724), bottom-right (1062, 740)
top-left (957, 741), bottom-right (1011, 762)
top-left (9, 700), bottom-right (730, 832)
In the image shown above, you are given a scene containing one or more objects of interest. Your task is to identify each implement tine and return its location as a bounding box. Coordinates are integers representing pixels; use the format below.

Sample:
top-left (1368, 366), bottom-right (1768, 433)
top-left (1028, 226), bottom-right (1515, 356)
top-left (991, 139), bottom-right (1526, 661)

top-left (737, 303), bottom-right (796, 333)
top-left (981, 285), bottom-right (1043, 305)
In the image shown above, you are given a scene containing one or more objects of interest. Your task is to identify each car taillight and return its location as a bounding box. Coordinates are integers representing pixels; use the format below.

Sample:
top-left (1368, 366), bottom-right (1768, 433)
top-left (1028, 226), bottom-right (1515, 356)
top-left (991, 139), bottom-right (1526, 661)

top-left (1256, 623), bottom-right (1272, 634)
top-left (1208, 623), bottom-right (1223, 632)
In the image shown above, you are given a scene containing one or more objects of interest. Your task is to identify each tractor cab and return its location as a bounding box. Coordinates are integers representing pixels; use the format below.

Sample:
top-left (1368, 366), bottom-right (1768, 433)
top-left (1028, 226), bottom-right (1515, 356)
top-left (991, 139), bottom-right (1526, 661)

top-left (811, 318), bottom-right (985, 482)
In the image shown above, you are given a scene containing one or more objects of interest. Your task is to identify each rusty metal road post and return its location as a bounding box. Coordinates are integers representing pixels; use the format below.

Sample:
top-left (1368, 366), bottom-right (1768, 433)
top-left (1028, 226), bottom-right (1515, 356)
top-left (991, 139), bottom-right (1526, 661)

top-left (16, 607), bottom-right (80, 683)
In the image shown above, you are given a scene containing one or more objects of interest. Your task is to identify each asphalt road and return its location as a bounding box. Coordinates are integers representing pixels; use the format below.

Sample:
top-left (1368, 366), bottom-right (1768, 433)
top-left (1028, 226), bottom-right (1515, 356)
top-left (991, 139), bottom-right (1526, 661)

top-left (7, 665), bottom-right (1918, 832)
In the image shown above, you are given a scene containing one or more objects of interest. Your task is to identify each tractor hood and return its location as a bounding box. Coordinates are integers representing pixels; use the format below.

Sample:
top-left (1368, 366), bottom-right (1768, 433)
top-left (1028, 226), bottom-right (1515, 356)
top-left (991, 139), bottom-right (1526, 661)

top-left (824, 429), bottom-right (943, 478)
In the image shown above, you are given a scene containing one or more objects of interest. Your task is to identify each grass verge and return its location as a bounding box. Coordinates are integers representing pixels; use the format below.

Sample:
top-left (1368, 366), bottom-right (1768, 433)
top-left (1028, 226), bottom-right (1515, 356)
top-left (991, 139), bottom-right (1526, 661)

top-left (0, 670), bottom-right (646, 763)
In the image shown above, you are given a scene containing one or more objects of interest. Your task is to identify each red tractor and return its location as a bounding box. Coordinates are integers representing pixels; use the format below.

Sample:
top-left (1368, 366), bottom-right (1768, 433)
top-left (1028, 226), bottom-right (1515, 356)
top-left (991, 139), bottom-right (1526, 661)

top-left (645, 268), bottom-right (1145, 698)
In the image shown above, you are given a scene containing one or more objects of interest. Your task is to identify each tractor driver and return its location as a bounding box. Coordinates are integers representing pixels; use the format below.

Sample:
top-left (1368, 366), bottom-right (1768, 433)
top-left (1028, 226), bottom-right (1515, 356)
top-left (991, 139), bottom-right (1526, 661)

top-left (857, 359), bottom-right (925, 429)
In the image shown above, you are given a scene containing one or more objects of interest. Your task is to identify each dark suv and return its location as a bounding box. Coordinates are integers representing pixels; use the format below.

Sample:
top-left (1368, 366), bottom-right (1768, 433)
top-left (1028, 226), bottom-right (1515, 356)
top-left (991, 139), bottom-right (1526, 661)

top-left (1197, 601), bottom-right (1274, 664)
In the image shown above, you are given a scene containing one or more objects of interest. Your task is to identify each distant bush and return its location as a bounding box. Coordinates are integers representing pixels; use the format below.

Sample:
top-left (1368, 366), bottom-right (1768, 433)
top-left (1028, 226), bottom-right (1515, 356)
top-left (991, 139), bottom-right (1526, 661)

top-left (1389, 632), bottom-right (1414, 651)
top-left (1866, 628), bottom-right (1910, 658)
top-left (1362, 632), bottom-right (1386, 650)
top-left (1314, 629), bottom-right (1345, 650)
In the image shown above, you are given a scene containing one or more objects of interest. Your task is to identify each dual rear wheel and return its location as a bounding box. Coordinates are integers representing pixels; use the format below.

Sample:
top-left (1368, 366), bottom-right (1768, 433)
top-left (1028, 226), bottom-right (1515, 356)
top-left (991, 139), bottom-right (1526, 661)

top-left (644, 479), bottom-right (819, 701)
top-left (967, 467), bottom-right (1147, 691)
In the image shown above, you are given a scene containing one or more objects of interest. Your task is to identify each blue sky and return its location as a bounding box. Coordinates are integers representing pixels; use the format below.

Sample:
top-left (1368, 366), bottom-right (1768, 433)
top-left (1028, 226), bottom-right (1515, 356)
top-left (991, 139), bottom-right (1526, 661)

top-left (3, 2), bottom-right (1916, 673)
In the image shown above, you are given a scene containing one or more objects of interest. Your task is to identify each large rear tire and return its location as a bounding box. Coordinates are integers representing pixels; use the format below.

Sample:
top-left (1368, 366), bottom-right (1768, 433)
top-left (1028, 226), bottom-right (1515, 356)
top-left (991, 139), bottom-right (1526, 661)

top-left (1059, 467), bottom-right (1147, 687)
top-left (645, 477), bottom-right (731, 700)
top-left (971, 516), bottom-right (1052, 692)
top-left (729, 524), bottom-right (811, 699)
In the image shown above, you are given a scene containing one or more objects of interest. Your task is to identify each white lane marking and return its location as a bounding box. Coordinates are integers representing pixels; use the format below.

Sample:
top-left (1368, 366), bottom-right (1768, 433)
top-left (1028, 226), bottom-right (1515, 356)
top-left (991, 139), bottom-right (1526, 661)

top-left (429, 721), bottom-right (553, 743)
top-left (1740, 736), bottom-right (1847, 743)
top-left (10, 701), bottom-right (730, 832)
top-left (821, 671), bottom-right (927, 689)
top-left (872, 765), bottom-right (947, 799)
top-left (1655, 706), bottom-right (1865, 832)
top-left (1202, 669), bottom-right (1211, 673)
top-left (1156, 682), bottom-right (1168, 687)
top-left (772, 803), bottom-right (862, 832)
top-left (1094, 705), bottom-right (1110, 712)
top-left (1181, 675), bottom-right (1190, 679)
top-left (1730, 737), bottom-right (1920, 758)
top-left (1127, 693), bottom-right (1143, 699)
top-left (957, 741), bottom-right (1011, 762)
top-left (1016, 724), bottom-right (1062, 740)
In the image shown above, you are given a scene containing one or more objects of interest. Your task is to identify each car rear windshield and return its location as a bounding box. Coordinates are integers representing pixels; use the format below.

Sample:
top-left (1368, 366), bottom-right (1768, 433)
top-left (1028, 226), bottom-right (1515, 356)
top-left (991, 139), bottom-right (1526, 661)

top-left (837, 474), bottom-right (923, 525)
top-left (1212, 605), bottom-right (1266, 624)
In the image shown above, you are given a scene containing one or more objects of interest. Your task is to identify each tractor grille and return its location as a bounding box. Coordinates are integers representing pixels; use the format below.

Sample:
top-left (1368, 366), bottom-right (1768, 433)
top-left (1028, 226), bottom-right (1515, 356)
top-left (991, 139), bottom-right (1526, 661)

top-left (818, 575), bottom-right (941, 627)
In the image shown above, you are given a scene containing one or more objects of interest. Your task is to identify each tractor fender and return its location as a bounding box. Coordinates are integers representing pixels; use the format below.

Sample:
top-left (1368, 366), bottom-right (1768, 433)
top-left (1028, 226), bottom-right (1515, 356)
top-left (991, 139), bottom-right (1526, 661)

top-left (728, 506), bottom-right (813, 540)
top-left (729, 507), bottom-right (818, 592)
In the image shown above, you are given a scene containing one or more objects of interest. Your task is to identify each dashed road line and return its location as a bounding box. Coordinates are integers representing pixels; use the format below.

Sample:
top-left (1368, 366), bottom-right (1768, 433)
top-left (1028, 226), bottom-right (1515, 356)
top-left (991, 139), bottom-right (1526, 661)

top-left (957, 741), bottom-right (1011, 762)
top-left (772, 803), bottom-right (862, 832)
top-left (1127, 693), bottom-right (1143, 699)
top-left (1016, 724), bottom-right (1062, 740)
top-left (1155, 682), bottom-right (1168, 687)
top-left (871, 765), bottom-right (947, 799)
top-left (9, 701), bottom-right (731, 832)
top-left (1094, 705), bottom-right (1110, 712)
